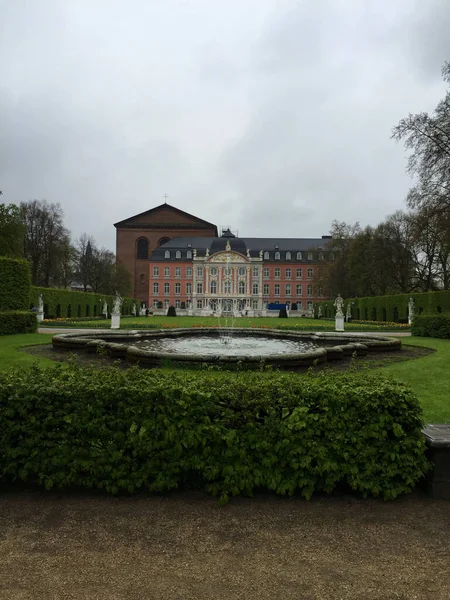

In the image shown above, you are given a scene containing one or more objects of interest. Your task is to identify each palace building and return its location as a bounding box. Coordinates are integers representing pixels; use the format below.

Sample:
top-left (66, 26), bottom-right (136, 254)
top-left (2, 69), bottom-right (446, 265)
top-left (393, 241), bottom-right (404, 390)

top-left (115, 203), bottom-right (333, 315)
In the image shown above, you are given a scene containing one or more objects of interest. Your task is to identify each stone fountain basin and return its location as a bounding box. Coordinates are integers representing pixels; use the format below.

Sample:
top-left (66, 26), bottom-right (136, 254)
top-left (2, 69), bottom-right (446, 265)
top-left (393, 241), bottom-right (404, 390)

top-left (52, 328), bottom-right (401, 369)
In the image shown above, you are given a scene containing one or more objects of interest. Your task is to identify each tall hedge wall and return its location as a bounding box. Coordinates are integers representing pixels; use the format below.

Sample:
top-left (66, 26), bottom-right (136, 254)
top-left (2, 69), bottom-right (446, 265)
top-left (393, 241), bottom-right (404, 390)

top-left (31, 287), bottom-right (138, 319)
top-left (317, 290), bottom-right (450, 322)
top-left (0, 256), bottom-right (31, 311)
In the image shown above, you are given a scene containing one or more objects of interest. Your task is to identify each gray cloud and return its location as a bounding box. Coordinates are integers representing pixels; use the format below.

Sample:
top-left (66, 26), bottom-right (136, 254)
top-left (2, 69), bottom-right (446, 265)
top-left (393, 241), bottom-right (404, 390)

top-left (1, 0), bottom-right (449, 249)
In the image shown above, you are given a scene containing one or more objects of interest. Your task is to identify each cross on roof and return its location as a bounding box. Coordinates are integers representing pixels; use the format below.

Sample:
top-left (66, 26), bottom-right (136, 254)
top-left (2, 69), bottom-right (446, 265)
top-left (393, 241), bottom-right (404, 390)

top-left (163, 193), bottom-right (169, 203)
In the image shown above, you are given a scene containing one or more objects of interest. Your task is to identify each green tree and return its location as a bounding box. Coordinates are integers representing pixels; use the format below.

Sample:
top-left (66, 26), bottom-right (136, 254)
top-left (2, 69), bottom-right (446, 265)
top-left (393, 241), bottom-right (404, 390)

top-left (0, 203), bottom-right (25, 257)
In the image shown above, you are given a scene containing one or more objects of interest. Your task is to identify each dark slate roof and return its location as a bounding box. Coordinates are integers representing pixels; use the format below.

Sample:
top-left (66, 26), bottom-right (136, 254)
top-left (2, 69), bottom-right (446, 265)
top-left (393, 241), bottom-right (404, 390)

top-left (150, 236), bottom-right (333, 261)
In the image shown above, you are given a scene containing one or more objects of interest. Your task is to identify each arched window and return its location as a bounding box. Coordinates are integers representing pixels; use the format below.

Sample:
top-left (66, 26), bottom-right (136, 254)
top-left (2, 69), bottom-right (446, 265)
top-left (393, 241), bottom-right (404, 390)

top-left (239, 281), bottom-right (245, 294)
top-left (164, 250), bottom-right (170, 258)
top-left (286, 252), bottom-right (291, 260)
top-left (264, 251), bottom-right (269, 259)
top-left (252, 283), bottom-right (259, 295)
top-left (296, 252), bottom-right (303, 260)
top-left (224, 281), bottom-right (231, 294)
top-left (210, 280), bottom-right (217, 294)
top-left (175, 250), bottom-right (181, 259)
top-left (158, 237), bottom-right (170, 246)
top-left (275, 252), bottom-right (280, 260)
top-left (136, 238), bottom-right (149, 259)
top-left (186, 250), bottom-right (192, 259)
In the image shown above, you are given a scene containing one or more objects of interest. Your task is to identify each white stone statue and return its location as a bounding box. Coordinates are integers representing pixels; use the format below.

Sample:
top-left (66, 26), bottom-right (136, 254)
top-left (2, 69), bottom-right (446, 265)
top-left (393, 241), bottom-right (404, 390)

top-left (225, 240), bottom-right (231, 251)
top-left (102, 301), bottom-right (108, 315)
top-left (259, 249), bottom-right (263, 258)
top-left (346, 302), bottom-right (352, 321)
top-left (334, 294), bottom-right (344, 317)
top-left (112, 293), bottom-right (122, 315)
top-left (131, 302), bottom-right (137, 316)
top-left (193, 248), bottom-right (197, 257)
top-left (318, 305), bottom-right (322, 318)
top-left (37, 294), bottom-right (44, 313)
top-left (206, 248), bottom-right (210, 257)
top-left (408, 297), bottom-right (415, 325)
top-left (246, 248), bottom-right (251, 258)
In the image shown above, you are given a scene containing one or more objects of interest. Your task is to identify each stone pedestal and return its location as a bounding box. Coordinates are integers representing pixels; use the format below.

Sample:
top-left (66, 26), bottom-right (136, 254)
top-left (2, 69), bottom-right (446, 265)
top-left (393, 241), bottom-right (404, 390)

top-left (111, 313), bottom-right (121, 329)
top-left (422, 424), bottom-right (450, 500)
top-left (36, 311), bottom-right (44, 323)
top-left (335, 315), bottom-right (344, 332)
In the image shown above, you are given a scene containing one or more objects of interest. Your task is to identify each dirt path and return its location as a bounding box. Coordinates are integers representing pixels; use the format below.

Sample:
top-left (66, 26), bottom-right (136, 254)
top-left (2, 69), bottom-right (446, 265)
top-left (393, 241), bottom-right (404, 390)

top-left (0, 490), bottom-right (448, 599)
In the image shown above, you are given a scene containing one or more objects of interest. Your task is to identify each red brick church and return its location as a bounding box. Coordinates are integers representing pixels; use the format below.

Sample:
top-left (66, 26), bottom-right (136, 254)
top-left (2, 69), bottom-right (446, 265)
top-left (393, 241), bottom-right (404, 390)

top-left (115, 203), bottom-right (332, 315)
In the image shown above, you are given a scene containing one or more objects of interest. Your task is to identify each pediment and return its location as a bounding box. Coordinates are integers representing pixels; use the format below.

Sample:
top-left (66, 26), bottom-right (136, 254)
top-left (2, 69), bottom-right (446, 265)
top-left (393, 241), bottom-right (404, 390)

top-left (114, 203), bottom-right (217, 231)
top-left (208, 251), bottom-right (249, 263)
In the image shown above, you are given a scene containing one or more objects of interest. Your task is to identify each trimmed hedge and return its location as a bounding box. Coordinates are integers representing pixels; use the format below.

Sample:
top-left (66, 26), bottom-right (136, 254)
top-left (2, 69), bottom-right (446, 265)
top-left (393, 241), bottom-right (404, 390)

top-left (411, 314), bottom-right (450, 338)
top-left (0, 311), bottom-right (37, 335)
top-left (0, 256), bottom-right (31, 311)
top-left (0, 365), bottom-right (429, 502)
top-left (317, 290), bottom-right (450, 322)
top-left (31, 287), bottom-right (137, 319)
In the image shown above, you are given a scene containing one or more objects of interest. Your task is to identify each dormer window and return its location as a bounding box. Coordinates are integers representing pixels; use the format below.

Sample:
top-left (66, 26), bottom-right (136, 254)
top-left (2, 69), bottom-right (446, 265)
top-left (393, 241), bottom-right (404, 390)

top-left (286, 252), bottom-right (291, 260)
top-left (318, 252), bottom-right (324, 260)
top-left (164, 250), bottom-right (170, 259)
top-left (296, 252), bottom-right (303, 260)
top-left (264, 251), bottom-right (269, 259)
top-left (175, 250), bottom-right (181, 259)
top-left (275, 252), bottom-right (280, 260)
top-left (186, 250), bottom-right (192, 259)
top-left (307, 252), bottom-right (313, 261)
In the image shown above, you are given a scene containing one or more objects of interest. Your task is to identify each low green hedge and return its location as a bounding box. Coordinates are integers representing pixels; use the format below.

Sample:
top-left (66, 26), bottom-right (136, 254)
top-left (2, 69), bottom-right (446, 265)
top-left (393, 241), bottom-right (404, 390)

top-left (411, 314), bottom-right (450, 338)
top-left (0, 311), bottom-right (37, 336)
top-left (0, 365), bottom-right (428, 501)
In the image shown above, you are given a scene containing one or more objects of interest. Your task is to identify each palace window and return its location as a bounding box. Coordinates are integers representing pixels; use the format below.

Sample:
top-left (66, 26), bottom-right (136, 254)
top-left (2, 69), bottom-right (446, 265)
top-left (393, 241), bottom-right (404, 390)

top-left (164, 250), bottom-right (170, 259)
top-left (164, 283), bottom-right (170, 295)
top-left (175, 299), bottom-right (181, 308)
top-left (153, 266), bottom-right (159, 277)
top-left (274, 284), bottom-right (280, 296)
top-left (307, 268), bottom-right (313, 279)
top-left (153, 299), bottom-right (159, 308)
top-left (252, 300), bottom-right (258, 309)
top-left (286, 252), bottom-right (291, 260)
top-left (197, 299), bottom-right (203, 309)
top-left (175, 267), bottom-right (181, 277)
top-left (224, 281), bottom-right (231, 294)
top-left (175, 283), bottom-right (181, 295)
top-left (224, 267), bottom-right (231, 276)
top-left (286, 301), bottom-right (290, 308)
top-left (307, 284), bottom-right (313, 297)
top-left (252, 267), bottom-right (259, 277)
top-left (136, 238), bottom-right (149, 259)
top-left (307, 252), bottom-right (313, 261)
top-left (264, 251), bottom-right (269, 259)
top-left (296, 252), bottom-right (303, 260)
top-left (210, 267), bottom-right (217, 276)
top-left (175, 250), bottom-right (181, 259)
top-left (285, 268), bottom-right (291, 279)
top-left (153, 282), bottom-right (159, 294)
top-left (285, 284), bottom-right (291, 296)
top-left (274, 268), bottom-right (280, 279)
top-left (197, 267), bottom-right (203, 278)
top-left (197, 282), bottom-right (203, 294)
top-left (164, 300), bottom-right (170, 309)
top-left (186, 283), bottom-right (192, 295)
top-left (318, 285), bottom-right (324, 297)
top-left (186, 250), bottom-right (192, 259)
top-left (296, 268), bottom-right (302, 279)
top-left (307, 301), bottom-right (313, 311)
top-left (210, 280), bottom-right (217, 294)
top-left (239, 267), bottom-right (245, 276)
top-left (263, 267), bottom-right (270, 279)
top-left (263, 284), bottom-right (269, 295)
top-left (239, 281), bottom-right (245, 294)
top-left (297, 300), bottom-right (303, 309)
top-left (164, 267), bottom-right (170, 277)
top-left (252, 282), bottom-right (259, 295)
top-left (296, 284), bottom-right (302, 296)
top-left (186, 267), bottom-right (192, 277)
top-left (275, 251), bottom-right (280, 260)
top-left (318, 268), bottom-right (324, 279)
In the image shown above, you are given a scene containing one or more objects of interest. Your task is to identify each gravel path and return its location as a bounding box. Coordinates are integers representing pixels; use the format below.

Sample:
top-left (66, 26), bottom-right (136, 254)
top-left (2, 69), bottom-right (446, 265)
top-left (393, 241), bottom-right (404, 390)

top-left (0, 490), bottom-right (448, 599)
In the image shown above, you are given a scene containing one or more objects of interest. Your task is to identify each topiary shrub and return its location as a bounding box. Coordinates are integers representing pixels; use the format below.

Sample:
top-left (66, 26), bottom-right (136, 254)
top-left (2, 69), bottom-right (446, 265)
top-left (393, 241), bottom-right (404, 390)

top-left (411, 314), bottom-right (450, 338)
top-left (167, 305), bottom-right (177, 317)
top-left (0, 311), bottom-right (37, 336)
top-left (278, 306), bottom-right (288, 318)
top-left (0, 366), bottom-right (429, 502)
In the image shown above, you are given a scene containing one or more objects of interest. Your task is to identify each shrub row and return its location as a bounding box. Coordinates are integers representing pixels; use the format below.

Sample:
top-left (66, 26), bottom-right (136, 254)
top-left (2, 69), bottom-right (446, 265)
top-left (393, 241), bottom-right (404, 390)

top-left (317, 290), bottom-right (450, 322)
top-left (411, 314), bottom-right (450, 338)
top-left (0, 365), bottom-right (429, 501)
top-left (0, 311), bottom-right (37, 335)
top-left (31, 287), bottom-right (138, 319)
top-left (0, 256), bottom-right (31, 311)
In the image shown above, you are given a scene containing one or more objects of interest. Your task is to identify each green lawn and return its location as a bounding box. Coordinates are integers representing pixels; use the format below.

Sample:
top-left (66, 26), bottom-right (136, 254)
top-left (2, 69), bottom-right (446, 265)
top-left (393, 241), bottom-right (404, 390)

top-left (41, 315), bottom-right (409, 332)
top-left (1, 332), bottom-right (448, 423)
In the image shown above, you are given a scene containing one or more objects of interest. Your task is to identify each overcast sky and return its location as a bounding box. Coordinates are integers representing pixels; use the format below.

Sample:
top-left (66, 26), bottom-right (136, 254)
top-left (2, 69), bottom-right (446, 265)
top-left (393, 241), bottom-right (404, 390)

top-left (1, 0), bottom-right (449, 250)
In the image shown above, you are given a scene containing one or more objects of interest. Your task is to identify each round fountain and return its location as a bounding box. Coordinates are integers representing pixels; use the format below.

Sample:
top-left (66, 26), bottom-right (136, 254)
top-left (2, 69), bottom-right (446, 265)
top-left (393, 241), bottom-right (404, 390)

top-left (52, 327), bottom-right (401, 369)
